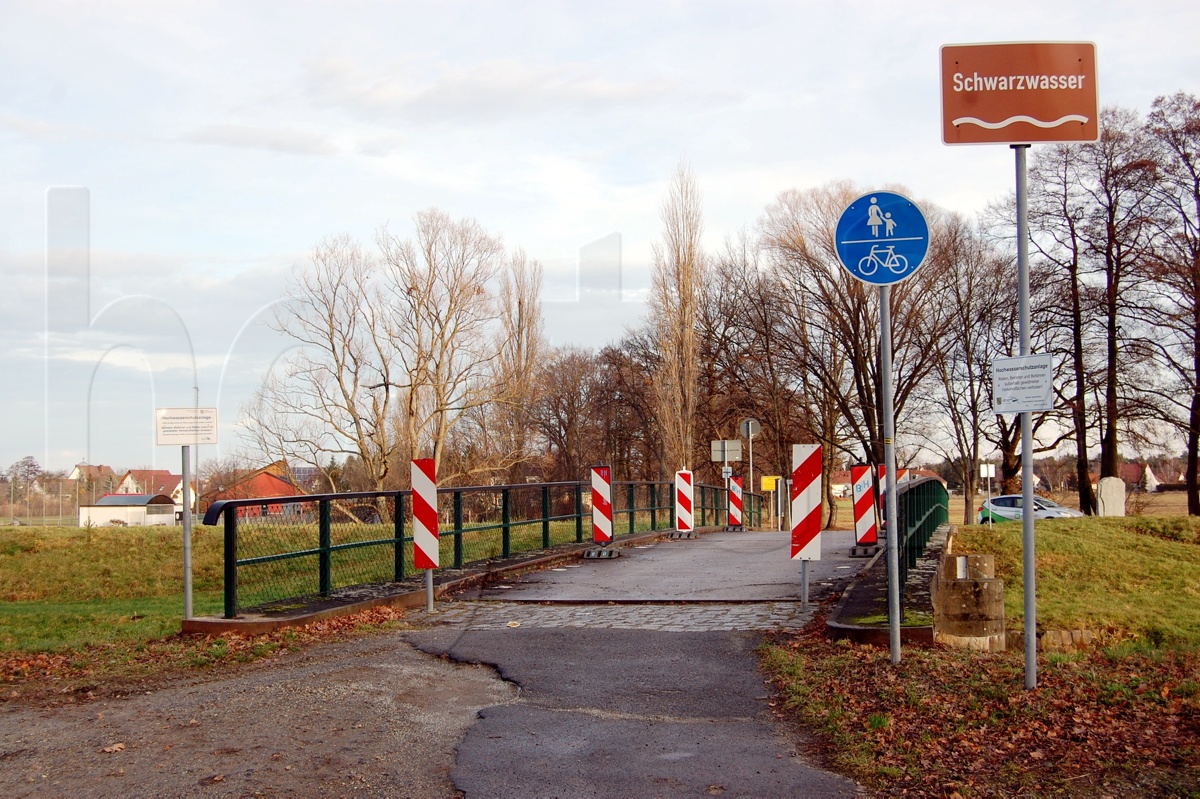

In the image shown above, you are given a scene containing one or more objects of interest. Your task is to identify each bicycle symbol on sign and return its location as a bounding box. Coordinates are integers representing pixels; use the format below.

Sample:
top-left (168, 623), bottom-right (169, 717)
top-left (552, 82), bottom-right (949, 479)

top-left (857, 245), bottom-right (909, 276)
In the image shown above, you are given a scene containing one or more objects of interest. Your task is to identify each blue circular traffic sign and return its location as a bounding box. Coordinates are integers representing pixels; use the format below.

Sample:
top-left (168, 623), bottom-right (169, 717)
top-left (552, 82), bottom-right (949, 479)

top-left (835, 192), bottom-right (929, 285)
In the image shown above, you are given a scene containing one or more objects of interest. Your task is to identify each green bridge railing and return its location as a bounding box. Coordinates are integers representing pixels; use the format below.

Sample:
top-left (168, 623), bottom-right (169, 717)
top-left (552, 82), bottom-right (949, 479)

top-left (893, 476), bottom-right (950, 602)
top-left (203, 478), bottom-right (764, 619)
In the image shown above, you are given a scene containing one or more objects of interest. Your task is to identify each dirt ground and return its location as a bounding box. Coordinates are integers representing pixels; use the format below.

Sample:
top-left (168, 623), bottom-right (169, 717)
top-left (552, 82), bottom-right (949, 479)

top-left (0, 632), bottom-right (516, 798)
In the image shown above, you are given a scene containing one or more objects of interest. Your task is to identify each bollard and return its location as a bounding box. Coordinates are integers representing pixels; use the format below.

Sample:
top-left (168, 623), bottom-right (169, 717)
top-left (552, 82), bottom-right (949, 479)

top-left (931, 552), bottom-right (1005, 651)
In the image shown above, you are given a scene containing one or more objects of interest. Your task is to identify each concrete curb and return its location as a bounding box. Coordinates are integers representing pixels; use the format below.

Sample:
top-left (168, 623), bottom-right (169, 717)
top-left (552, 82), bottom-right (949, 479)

top-left (180, 527), bottom-right (724, 636)
top-left (825, 541), bottom-right (934, 646)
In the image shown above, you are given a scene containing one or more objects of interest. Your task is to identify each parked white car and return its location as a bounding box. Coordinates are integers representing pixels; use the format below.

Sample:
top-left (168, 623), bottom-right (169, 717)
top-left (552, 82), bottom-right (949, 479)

top-left (977, 495), bottom-right (1084, 524)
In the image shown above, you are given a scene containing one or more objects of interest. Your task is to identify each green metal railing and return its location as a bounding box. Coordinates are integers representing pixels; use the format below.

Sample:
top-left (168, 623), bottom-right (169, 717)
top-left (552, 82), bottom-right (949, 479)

top-left (203, 478), bottom-right (764, 618)
top-left (893, 476), bottom-right (950, 599)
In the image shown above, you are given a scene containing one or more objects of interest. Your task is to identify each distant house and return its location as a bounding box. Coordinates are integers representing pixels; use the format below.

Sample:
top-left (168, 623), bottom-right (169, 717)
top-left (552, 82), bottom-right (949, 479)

top-left (116, 469), bottom-right (196, 512)
top-left (829, 469), bottom-right (853, 497)
top-left (202, 460), bottom-right (306, 518)
top-left (68, 463), bottom-right (117, 484)
top-left (1119, 463), bottom-right (1160, 492)
top-left (79, 494), bottom-right (176, 527)
top-left (117, 469), bottom-right (178, 496)
top-left (907, 468), bottom-right (948, 487)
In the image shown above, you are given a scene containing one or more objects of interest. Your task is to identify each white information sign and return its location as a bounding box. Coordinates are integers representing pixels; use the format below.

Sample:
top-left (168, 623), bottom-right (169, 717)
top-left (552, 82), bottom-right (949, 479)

top-left (991, 354), bottom-right (1054, 415)
top-left (710, 439), bottom-right (743, 462)
top-left (156, 407), bottom-right (219, 446)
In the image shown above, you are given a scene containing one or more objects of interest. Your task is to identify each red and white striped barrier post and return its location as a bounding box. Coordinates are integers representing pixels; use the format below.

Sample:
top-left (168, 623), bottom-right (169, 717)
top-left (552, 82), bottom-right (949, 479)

top-left (851, 463), bottom-right (878, 555)
top-left (791, 445), bottom-right (822, 608)
top-left (675, 470), bottom-right (694, 534)
top-left (591, 465), bottom-right (613, 545)
top-left (876, 465), bottom-right (908, 534)
top-left (728, 476), bottom-right (744, 529)
top-left (412, 458), bottom-right (438, 612)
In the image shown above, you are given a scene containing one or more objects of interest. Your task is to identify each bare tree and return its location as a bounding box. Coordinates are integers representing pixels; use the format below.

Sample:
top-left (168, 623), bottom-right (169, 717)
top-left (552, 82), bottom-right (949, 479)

top-left (244, 235), bottom-right (400, 492)
top-left (533, 347), bottom-right (606, 481)
top-left (649, 164), bottom-right (705, 473)
top-left (759, 183), bottom-right (950, 469)
top-left (494, 249), bottom-right (547, 480)
top-left (1145, 92), bottom-right (1200, 513)
top-left (378, 209), bottom-right (508, 479)
top-left (928, 214), bottom-right (1018, 522)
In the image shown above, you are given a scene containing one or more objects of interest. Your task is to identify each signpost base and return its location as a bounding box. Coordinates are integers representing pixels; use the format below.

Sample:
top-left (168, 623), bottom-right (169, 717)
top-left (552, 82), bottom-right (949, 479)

top-left (801, 560), bottom-right (810, 611)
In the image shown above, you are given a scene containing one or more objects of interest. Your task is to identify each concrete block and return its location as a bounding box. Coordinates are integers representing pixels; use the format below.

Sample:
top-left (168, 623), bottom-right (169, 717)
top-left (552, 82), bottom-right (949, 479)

top-left (1097, 476), bottom-right (1126, 517)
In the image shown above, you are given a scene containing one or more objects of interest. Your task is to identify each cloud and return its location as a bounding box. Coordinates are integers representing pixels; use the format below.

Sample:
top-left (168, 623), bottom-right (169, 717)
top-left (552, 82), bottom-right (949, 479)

top-left (179, 124), bottom-right (339, 156)
top-left (0, 111), bottom-right (65, 140)
top-left (303, 56), bottom-right (741, 126)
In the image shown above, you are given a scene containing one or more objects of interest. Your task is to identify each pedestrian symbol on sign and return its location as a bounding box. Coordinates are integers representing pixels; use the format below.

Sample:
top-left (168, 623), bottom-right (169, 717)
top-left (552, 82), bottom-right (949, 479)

top-left (834, 192), bottom-right (929, 286)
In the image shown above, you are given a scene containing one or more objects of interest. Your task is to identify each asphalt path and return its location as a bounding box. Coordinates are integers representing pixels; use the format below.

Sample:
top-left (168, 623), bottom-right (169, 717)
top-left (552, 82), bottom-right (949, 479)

top-left (407, 529), bottom-right (863, 797)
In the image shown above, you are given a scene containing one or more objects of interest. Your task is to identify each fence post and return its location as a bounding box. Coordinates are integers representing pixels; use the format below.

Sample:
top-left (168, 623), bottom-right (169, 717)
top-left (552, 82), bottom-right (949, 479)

top-left (223, 506), bottom-right (238, 619)
top-left (502, 487), bottom-right (511, 558)
top-left (319, 499), bottom-right (332, 596)
top-left (627, 483), bottom-right (636, 536)
top-left (649, 483), bottom-right (658, 530)
top-left (669, 481), bottom-right (676, 528)
top-left (542, 485), bottom-right (551, 548)
top-left (575, 482), bottom-right (584, 542)
top-left (454, 490), bottom-right (464, 569)
top-left (394, 493), bottom-right (405, 581)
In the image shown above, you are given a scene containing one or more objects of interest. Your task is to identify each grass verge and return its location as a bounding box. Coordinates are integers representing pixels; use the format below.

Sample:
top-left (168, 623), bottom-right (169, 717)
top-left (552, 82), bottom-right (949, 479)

top-left (1, 605), bottom-right (410, 706)
top-left (764, 514), bottom-right (1200, 794)
top-left (954, 516), bottom-right (1200, 646)
top-left (762, 614), bottom-right (1200, 796)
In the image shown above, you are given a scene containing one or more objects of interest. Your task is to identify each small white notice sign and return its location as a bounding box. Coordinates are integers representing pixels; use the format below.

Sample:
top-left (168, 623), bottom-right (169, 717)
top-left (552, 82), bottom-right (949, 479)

top-left (156, 407), bottom-right (219, 446)
top-left (991, 354), bottom-right (1054, 415)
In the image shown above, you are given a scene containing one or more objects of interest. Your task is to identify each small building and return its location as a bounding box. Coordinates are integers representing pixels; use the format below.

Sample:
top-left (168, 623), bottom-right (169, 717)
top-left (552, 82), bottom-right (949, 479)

top-left (79, 494), bottom-right (177, 527)
top-left (116, 469), bottom-right (179, 496)
top-left (201, 460), bottom-right (306, 518)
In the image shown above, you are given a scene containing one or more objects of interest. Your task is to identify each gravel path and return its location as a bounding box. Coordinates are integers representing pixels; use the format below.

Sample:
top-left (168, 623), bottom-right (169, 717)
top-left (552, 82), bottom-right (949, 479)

top-left (0, 634), bottom-right (515, 798)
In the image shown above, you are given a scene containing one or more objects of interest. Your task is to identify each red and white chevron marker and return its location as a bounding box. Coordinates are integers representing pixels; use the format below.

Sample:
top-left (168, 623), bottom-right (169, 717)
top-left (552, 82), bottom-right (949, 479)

top-left (675, 470), bottom-right (694, 533)
top-left (412, 458), bottom-right (438, 570)
top-left (791, 444), bottom-right (822, 560)
top-left (876, 464), bottom-right (909, 520)
top-left (728, 476), bottom-right (744, 527)
top-left (591, 465), bottom-right (613, 544)
top-left (851, 464), bottom-right (878, 546)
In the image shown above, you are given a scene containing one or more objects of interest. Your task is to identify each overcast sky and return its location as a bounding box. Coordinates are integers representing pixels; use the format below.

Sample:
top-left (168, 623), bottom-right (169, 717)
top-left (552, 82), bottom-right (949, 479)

top-left (3, 1), bottom-right (1199, 473)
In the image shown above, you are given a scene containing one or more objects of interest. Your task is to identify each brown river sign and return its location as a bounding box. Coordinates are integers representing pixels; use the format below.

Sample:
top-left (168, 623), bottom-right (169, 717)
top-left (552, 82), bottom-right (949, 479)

top-left (941, 41), bottom-right (1098, 145)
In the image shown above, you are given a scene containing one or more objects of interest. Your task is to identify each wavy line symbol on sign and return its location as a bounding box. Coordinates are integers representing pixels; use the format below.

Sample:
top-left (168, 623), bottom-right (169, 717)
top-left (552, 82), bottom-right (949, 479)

top-left (952, 114), bottom-right (1090, 130)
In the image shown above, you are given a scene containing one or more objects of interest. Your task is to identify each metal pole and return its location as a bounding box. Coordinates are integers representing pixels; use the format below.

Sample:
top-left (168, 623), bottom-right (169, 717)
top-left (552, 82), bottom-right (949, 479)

top-left (747, 434), bottom-right (754, 491)
top-left (425, 569), bottom-right (435, 613)
top-left (1015, 143), bottom-right (1037, 689)
top-left (987, 466), bottom-right (994, 529)
top-left (881, 284), bottom-right (901, 664)
top-left (182, 444), bottom-right (193, 619)
top-left (801, 559), bottom-right (809, 611)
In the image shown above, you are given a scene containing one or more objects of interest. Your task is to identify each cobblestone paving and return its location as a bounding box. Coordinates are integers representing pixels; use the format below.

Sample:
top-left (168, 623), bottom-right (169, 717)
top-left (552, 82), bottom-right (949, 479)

top-left (411, 600), bottom-right (815, 632)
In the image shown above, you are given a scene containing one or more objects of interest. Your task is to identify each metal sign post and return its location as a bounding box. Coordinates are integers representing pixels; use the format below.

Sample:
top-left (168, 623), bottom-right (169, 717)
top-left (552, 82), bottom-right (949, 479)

top-left (943, 39), bottom-right (1099, 691)
top-left (740, 419), bottom-right (761, 520)
top-left (980, 462), bottom-right (996, 528)
top-left (835, 192), bottom-right (929, 664)
top-left (156, 407), bottom-right (218, 621)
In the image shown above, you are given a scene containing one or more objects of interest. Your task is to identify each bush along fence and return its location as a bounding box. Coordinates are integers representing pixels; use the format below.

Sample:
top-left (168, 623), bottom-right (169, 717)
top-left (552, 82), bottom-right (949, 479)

top-left (203, 477), bottom-right (764, 619)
